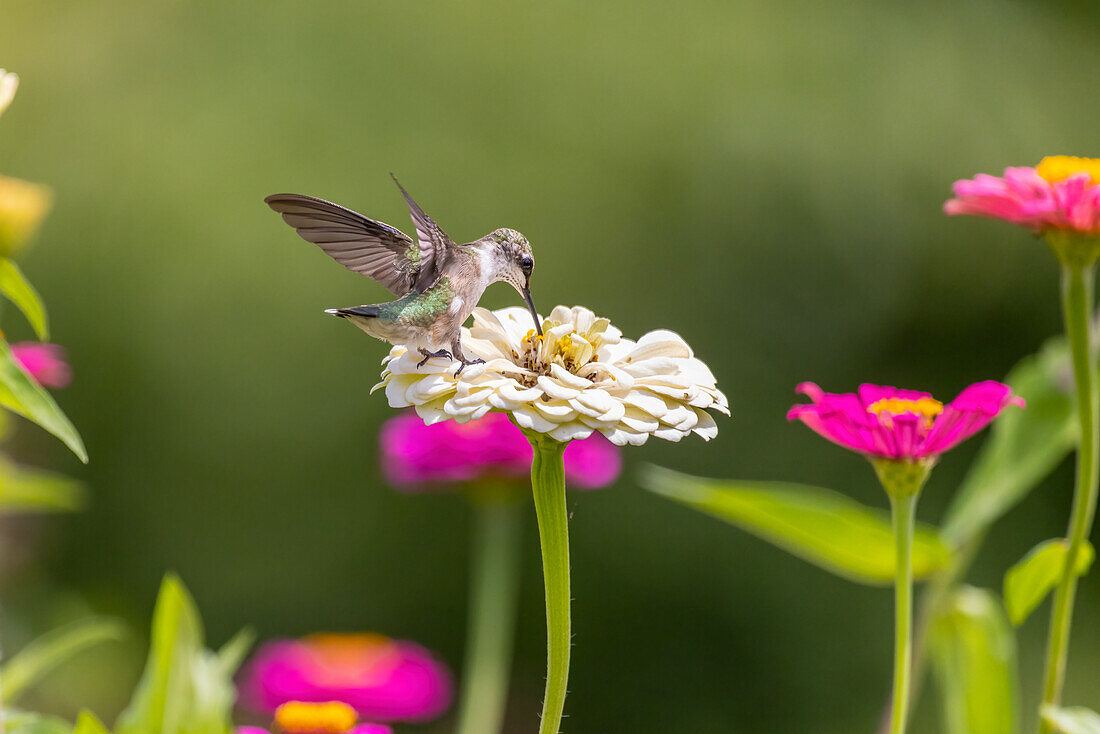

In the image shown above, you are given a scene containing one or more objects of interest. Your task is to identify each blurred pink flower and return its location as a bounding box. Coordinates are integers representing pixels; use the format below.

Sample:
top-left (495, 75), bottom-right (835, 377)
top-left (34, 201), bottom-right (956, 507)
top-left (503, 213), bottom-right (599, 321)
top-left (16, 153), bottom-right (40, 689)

top-left (944, 157), bottom-right (1100, 235)
top-left (379, 411), bottom-right (621, 490)
top-left (238, 633), bottom-right (452, 724)
top-left (238, 719), bottom-right (392, 734)
top-left (787, 381), bottom-right (1023, 461)
top-left (238, 727), bottom-right (391, 734)
top-left (11, 342), bottom-right (70, 388)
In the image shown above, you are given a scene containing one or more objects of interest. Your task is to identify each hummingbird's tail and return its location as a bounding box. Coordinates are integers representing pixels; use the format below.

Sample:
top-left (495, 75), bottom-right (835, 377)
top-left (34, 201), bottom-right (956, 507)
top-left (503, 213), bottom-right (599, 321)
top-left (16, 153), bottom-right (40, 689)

top-left (325, 305), bottom-right (379, 319)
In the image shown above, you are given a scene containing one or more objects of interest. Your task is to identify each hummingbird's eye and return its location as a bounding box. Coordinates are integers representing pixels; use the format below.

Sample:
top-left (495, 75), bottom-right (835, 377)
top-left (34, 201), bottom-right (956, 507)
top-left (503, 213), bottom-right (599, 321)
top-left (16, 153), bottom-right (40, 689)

top-left (520, 256), bottom-right (534, 274)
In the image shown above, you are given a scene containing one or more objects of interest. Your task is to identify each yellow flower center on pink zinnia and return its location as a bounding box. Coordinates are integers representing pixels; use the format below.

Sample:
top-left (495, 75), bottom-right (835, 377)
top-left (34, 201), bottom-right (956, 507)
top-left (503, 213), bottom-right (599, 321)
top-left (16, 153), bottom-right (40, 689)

top-left (867, 397), bottom-right (943, 428)
top-left (1036, 156), bottom-right (1100, 186)
top-left (274, 701), bottom-right (357, 734)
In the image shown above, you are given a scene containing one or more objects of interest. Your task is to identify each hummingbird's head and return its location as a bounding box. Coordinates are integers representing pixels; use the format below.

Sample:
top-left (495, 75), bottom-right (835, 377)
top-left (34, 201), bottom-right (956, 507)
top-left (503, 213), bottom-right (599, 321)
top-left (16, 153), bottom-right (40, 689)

top-left (479, 228), bottom-right (541, 335)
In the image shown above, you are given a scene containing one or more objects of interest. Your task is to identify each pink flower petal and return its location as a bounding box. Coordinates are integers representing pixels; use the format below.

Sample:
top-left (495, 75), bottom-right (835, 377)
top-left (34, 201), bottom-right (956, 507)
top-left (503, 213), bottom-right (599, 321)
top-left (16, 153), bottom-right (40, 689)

top-left (920, 381), bottom-right (1024, 456)
top-left (238, 635), bottom-right (452, 723)
top-left (10, 342), bottom-right (71, 388)
top-left (379, 411), bottom-right (620, 491)
top-left (789, 380), bottom-right (1022, 462)
top-left (945, 164), bottom-right (1100, 235)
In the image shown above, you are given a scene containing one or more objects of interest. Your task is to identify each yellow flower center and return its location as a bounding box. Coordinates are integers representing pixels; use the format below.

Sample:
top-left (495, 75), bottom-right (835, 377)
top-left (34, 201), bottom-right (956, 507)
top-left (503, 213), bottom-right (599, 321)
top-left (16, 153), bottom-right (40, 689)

top-left (1036, 156), bottom-right (1100, 186)
top-left (867, 397), bottom-right (943, 427)
top-left (274, 702), bottom-right (357, 734)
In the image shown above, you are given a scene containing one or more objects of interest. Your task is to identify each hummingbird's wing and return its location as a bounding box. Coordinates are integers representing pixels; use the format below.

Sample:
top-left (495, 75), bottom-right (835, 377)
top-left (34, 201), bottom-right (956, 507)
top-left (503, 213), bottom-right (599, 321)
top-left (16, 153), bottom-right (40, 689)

top-left (390, 175), bottom-right (460, 293)
top-left (265, 193), bottom-right (424, 295)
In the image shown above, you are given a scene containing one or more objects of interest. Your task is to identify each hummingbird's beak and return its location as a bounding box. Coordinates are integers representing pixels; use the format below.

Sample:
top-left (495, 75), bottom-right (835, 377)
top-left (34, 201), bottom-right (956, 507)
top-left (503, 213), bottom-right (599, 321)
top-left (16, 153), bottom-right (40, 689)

top-left (522, 279), bottom-right (543, 336)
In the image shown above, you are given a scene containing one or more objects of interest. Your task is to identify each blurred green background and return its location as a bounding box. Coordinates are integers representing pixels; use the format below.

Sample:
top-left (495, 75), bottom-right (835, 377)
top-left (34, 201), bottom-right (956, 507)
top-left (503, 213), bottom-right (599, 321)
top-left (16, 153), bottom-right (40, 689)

top-left (3, 0), bottom-right (1100, 731)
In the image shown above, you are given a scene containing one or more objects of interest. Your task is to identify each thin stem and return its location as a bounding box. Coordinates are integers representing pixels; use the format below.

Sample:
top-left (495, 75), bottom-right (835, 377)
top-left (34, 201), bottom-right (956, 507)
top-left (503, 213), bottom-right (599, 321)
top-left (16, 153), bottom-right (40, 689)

top-left (455, 498), bottom-right (524, 734)
top-left (889, 493), bottom-right (917, 734)
top-left (874, 533), bottom-right (981, 734)
top-left (528, 435), bottom-right (570, 734)
top-left (1038, 261), bottom-right (1100, 734)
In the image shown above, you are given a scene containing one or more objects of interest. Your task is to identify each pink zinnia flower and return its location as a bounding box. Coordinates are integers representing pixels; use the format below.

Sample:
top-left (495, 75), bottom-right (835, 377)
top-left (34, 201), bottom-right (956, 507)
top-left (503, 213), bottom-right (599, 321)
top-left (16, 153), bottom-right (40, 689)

top-left (787, 381), bottom-right (1023, 462)
top-left (944, 156), bottom-right (1100, 235)
top-left (238, 633), bottom-right (451, 724)
top-left (238, 727), bottom-right (392, 734)
top-left (379, 412), bottom-right (621, 489)
top-left (11, 342), bottom-right (70, 388)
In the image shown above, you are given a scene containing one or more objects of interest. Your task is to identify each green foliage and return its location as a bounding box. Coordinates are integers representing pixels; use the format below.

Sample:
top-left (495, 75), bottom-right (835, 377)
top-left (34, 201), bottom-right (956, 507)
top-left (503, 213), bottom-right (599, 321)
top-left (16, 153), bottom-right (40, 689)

top-left (0, 258), bottom-right (48, 340)
top-left (1, 617), bottom-right (127, 702)
top-left (0, 454), bottom-right (83, 513)
top-left (71, 713), bottom-right (112, 734)
top-left (0, 338), bottom-right (86, 462)
top-left (1042, 706), bottom-right (1100, 734)
top-left (1003, 539), bottom-right (1094, 627)
top-left (942, 338), bottom-right (1077, 546)
top-left (930, 586), bottom-right (1018, 734)
top-left (640, 466), bottom-right (951, 585)
top-left (114, 574), bottom-right (251, 734)
top-left (5, 711), bottom-right (74, 734)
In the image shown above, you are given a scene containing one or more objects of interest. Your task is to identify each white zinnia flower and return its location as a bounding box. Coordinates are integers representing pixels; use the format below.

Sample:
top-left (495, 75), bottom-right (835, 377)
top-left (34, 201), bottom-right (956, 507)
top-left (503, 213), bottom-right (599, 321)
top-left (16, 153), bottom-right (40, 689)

top-left (374, 305), bottom-right (729, 445)
top-left (0, 70), bottom-right (19, 118)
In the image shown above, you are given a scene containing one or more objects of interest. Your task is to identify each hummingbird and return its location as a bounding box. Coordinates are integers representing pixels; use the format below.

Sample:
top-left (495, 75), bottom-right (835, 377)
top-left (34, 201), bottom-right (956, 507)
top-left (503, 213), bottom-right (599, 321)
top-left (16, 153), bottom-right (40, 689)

top-left (265, 177), bottom-right (543, 375)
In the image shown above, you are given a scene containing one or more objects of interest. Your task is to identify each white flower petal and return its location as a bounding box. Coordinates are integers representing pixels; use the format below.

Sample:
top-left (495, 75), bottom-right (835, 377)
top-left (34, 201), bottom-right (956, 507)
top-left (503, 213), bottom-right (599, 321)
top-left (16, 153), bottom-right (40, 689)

top-left (537, 376), bottom-right (581, 400)
top-left (511, 406), bottom-right (559, 433)
top-left (549, 421), bottom-right (595, 442)
top-left (600, 427), bottom-right (650, 446)
top-left (549, 364), bottom-right (593, 389)
top-left (534, 400), bottom-right (578, 419)
top-left (630, 330), bottom-right (693, 360)
top-left (654, 427), bottom-right (687, 442)
top-left (692, 410), bottom-right (719, 440)
top-left (414, 403), bottom-right (450, 424)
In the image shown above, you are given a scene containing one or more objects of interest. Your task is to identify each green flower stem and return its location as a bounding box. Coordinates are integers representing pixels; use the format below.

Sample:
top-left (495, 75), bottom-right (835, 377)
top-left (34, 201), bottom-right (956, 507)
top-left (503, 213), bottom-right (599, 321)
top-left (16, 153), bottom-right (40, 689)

top-left (528, 434), bottom-right (570, 734)
top-left (1038, 260), bottom-right (1100, 734)
top-left (455, 496), bottom-right (524, 734)
top-left (875, 534), bottom-right (980, 734)
top-left (871, 459), bottom-right (930, 734)
top-left (888, 492), bottom-right (918, 734)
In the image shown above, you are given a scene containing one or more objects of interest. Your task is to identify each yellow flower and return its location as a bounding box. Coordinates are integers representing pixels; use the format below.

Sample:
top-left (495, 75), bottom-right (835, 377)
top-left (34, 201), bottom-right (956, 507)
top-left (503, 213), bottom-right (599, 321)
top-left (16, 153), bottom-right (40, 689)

top-left (0, 175), bottom-right (53, 257)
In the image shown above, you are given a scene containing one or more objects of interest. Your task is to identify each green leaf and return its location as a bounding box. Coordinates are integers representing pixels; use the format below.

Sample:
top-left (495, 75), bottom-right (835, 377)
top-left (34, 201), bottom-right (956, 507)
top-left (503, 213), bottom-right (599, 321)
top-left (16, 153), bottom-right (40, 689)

top-left (1004, 538), bottom-right (1094, 626)
top-left (71, 712), bottom-right (111, 734)
top-left (0, 259), bottom-right (48, 339)
top-left (1, 617), bottom-right (127, 702)
top-left (0, 339), bottom-right (86, 462)
top-left (0, 455), bottom-right (83, 513)
top-left (942, 338), bottom-right (1076, 545)
top-left (114, 574), bottom-right (239, 734)
top-left (3, 710), bottom-right (73, 734)
top-left (640, 466), bottom-right (952, 585)
top-left (215, 627), bottom-right (255, 676)
top-left (930, 586), bottom-right (1018, 734)
top-left (1043, 706), bottom-right (1100, 734)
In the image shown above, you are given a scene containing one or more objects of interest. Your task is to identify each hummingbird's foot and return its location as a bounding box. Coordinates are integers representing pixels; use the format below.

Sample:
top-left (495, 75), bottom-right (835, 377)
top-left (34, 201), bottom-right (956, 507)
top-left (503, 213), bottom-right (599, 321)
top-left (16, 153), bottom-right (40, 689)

top-left (452, 358), bottom-right (486, 378)
top-left (417, 348), bottom-right (453, 368)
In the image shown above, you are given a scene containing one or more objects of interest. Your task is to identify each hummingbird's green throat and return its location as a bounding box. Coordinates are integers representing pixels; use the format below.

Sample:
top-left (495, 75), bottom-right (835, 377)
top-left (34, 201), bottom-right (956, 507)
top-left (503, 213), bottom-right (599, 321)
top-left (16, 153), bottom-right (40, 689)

top-left (265, 176), bottom-right (541, 375)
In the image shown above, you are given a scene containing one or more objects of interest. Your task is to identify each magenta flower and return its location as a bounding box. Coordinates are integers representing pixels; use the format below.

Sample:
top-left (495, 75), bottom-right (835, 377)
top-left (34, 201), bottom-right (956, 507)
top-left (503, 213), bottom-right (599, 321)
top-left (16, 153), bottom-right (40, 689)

top-left (944, 156), bottom-right (1100, 235)
top-left (11, 342), bottom-right (70, 388)
top-left (238, 633), bottom-right (452, 724)
top-left (379, 412), bottom-right (621, 490)
top-left (787, 381), bottom-right (1023, 462)
top-left (240, 727), bottom-right (391, 734)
